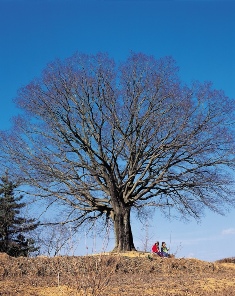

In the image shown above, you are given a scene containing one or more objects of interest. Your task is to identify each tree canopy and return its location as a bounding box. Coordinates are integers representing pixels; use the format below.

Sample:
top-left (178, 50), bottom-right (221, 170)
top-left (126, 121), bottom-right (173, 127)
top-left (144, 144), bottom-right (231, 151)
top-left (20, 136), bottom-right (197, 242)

top-left (1, 52), bottom-right (235, 251)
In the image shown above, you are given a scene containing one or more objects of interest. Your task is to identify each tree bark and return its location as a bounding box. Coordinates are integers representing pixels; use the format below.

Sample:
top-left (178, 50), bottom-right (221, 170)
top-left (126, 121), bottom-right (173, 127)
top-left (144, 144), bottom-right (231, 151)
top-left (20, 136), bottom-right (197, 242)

top-left (112, 204), bottom-right (136, 252)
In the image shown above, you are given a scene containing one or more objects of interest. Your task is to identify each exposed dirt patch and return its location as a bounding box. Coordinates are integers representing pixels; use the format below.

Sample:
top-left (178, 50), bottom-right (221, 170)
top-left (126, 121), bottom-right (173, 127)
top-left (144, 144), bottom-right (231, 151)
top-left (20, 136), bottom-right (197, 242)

top-left (1, 252), bottom-right (235, 295)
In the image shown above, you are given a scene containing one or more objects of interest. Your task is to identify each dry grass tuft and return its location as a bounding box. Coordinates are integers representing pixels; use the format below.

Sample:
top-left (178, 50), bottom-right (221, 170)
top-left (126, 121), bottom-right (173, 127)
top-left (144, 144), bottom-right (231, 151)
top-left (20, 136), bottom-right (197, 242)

top-left (215, 257), bottom-right (235, 264)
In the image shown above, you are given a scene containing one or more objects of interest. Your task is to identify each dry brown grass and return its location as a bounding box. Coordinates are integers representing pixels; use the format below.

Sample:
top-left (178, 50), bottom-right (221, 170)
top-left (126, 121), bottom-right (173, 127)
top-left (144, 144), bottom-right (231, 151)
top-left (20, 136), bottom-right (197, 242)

top-left (1, 252), bottom-right (235, 295)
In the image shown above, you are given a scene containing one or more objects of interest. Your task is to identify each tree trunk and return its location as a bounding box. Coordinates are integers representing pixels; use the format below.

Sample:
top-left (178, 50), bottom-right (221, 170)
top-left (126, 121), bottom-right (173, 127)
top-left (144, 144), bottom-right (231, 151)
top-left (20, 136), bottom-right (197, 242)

top-left (112, 204), bottom-right (136, 252)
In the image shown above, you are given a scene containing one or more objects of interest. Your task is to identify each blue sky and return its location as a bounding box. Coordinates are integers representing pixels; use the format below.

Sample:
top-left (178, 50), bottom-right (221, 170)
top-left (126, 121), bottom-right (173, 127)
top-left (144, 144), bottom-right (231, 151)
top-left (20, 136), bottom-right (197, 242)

top-left (0, 0), bottom-right (235, 261)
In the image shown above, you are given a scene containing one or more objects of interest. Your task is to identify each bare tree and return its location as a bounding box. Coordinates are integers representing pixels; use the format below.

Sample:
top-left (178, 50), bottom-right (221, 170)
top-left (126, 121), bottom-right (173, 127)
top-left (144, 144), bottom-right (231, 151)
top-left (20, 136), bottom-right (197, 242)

top-left (1, 52), bottom-right (235, 252)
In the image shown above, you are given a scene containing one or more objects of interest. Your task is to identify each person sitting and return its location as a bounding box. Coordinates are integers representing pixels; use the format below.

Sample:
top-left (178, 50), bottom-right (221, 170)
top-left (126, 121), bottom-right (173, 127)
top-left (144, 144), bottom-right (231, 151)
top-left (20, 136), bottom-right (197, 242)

top-left (161, 241), bottom-right (170, 257)
top-left (151, 241), bottom-right (163, 257)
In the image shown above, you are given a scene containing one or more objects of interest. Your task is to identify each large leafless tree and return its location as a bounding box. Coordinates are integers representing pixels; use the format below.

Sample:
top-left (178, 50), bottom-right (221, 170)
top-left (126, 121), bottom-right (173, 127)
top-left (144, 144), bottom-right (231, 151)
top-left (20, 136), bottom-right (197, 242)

top-left (1, 53), bottom-right (235, 251)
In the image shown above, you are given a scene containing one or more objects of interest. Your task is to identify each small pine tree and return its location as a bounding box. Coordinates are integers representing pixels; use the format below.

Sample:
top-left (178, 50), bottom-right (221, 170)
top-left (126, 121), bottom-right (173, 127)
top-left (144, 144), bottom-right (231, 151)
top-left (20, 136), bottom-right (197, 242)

top-left (0, 173), bottom-right (39, 257)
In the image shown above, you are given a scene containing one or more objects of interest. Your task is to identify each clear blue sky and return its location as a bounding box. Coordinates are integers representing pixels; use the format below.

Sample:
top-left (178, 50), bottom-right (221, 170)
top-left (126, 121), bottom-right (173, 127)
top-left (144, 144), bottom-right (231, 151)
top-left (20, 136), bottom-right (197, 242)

top-left (0, 0), bottom-right (235, 261)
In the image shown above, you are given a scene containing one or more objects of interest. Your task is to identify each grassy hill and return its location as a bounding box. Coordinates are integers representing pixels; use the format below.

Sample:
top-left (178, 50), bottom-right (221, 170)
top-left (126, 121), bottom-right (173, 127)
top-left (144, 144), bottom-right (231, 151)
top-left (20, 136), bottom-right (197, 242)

top-left (1, 252), bottom-right (235, 295)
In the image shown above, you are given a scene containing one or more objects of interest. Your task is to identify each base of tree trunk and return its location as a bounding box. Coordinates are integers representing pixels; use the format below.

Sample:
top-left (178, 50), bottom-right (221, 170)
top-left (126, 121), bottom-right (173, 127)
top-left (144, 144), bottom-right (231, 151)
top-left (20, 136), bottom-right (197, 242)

top-left (111, 246), bottom-right (137, 253)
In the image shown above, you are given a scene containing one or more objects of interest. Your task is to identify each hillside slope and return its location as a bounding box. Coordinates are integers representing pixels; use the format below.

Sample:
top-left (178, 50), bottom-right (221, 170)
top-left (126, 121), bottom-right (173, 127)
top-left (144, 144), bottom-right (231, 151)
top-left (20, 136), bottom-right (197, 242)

top-left (1, 252), bottom-right (235, 295)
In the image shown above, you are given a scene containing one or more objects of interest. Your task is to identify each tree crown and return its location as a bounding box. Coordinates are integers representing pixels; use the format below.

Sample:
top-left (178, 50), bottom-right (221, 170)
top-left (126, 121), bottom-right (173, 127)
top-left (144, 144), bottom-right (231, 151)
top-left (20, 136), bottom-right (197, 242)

top-left (1, 52), bottom-right (235, 228)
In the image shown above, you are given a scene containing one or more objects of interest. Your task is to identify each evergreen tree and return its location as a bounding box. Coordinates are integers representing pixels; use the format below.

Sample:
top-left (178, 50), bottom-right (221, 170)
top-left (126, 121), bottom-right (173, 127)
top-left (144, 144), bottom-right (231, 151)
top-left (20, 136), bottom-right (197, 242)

top-left (0, 173), bottom-right (39, 257)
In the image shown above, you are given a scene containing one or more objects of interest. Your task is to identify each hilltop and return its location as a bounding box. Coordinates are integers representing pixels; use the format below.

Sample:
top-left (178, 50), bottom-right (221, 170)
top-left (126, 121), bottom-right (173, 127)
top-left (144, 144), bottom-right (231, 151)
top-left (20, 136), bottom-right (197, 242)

top-left (1, 252), bottom-right (235, 295)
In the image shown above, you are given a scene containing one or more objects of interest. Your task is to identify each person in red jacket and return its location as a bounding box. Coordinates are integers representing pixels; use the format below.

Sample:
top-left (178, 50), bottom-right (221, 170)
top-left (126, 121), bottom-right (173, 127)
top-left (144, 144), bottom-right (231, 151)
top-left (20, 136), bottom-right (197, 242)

top-left (151, 241), bottom-right (163, 257)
